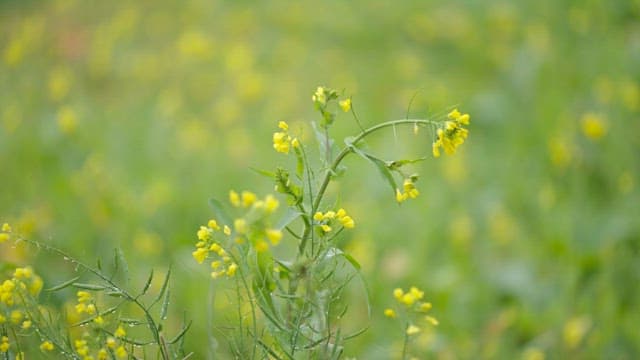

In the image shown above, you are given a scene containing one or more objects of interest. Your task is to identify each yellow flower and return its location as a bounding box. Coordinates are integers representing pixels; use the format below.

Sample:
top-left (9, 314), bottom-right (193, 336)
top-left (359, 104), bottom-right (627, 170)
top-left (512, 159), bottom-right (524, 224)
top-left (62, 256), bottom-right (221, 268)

top-left (211, 261), bottom-right (221, 269)
top-left (1, 223), bottom-right (11, 232)
top-left (581, 113), bottom-right (607, 140)
top-left (278, 121), bottom-right (289, 130)
top-left (77, 291), bottom-right (92, 303)
top-left (0, 336), bottom-right (8, 352)
top-left (401, 293), bottom-right (416, 306)
top-left (98, 348), bottom-right (109, 360)
top-left (86, 304), bottom-right (96, 315)
top-left (396, 189), bottom-right (408, 203)
top-left (434, 109), bottom-right (470, 157)
top-left (321, 224), bottom-right (332, 233)
top-left (21, 320), bottom-right (32, 329)
top-left (409, 286), bottom-right (424, 300)
top-left (116, 345), bottom-right (128, 358)
top-left (323, 211), bottom-right (336, 219)
top-left (0, 233), bottom-right (8, 243)
top-left (197, 226), bottom-right (212, 241)
top-left (255, 239), bottom-right (269, 252)
top-left (291, 138), bottom-right (300, 148)
top-left (229, 190), bottom-right (241, 207)
top-left (266, 229), bottom-right (283, 245)
top-left (13, 266), bottom-right (33, 279)
top-left (106, 337), bottom-right (116, 348)
top-left (207, 219), bottom-right (220, 230)
top-left (384, 308), bottom-right (396, 318)
top-left (339, 98), bottom-right (352, 112)
top-left (403, 179), bottom-right (419, 199)
top-left (273, 131), bottom-right (291, 154)
top-left (114, 325), bottom-right (126, 338)
top-left (312, 86), bottom-right (327, 105)
top-left (192, 247), bottom-right (208, 264)
top-left (40, 341), bottom-right (55, 351)
top-left (432, 142), bottom-right (441, 158)
top-left (313, 212), bottom-right (324, 221)
top-left (419, 302), bottom-right (432, 312)
top-left (93, 316), bottom-right (104, 326)
top-left (223, 225), bottom-right (231, 235)
top-left (241, 191), bottom-right (257, 207)
top-left (425, 315), bottom-right (439, 326)
top-left (264, 195), bottom-right (279, 213)
top-left (226, 263), bottom-right (238, 276)
top-left (10, 310), bottom-right (23, 324)
top-left (339, 215), bottom-right (355, 228)
top-left (406, 324), bottom-right (421, 335)
top-left (234, 218), bottom-right (248, 234)
top-left (30, 275), bottom-right (43, 295)
top-left (209, 243), bottom-right (221, 252)
top-left (393, 288), bottom-right (404, 300)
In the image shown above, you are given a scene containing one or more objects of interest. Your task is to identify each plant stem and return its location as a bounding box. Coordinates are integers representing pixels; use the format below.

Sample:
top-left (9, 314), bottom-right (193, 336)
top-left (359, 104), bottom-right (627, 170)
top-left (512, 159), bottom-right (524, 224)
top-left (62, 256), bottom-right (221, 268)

top-left (298, 118), bottom-right (437, 255)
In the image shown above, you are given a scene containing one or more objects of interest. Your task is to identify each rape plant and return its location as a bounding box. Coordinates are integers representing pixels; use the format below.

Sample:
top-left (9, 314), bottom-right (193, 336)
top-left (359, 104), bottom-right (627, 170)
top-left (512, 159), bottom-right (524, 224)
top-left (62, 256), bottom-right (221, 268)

top-left (0, 86), bottom-right (469, 359)
top-left (0, 223), bottom-right (191, 359)
top-left (192, 86), bottom-right (471, 359)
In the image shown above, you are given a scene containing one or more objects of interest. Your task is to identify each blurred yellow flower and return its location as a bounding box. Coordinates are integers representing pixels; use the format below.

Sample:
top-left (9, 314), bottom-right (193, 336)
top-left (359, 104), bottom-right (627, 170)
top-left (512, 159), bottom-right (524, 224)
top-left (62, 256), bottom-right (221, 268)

top-left (339, 98), bottom-right (352, 112)
top-left (580, 113), bottom-right (607, 140)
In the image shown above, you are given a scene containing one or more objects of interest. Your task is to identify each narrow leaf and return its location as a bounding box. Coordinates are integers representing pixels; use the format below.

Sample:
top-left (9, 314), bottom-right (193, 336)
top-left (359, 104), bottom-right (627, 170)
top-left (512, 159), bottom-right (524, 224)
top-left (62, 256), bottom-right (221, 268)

top-left (160, 287), bottom-right (170, 320)
top-left (275, 208), bottom-right (302, 230)
top-left (152, 266), bottom-right (171, 306)
top-left (114, 248), bottom-right (130, 283)
top-left (72, 283), bottom-right (109, 291)
top-left (142, 269), bottom-right (154, 296)
top-left (249, 167), bottom-right (276, 179)
top-left (45, 276), bottom-right (81, 292)
top-left (167, 321), bottom-right (192, 344)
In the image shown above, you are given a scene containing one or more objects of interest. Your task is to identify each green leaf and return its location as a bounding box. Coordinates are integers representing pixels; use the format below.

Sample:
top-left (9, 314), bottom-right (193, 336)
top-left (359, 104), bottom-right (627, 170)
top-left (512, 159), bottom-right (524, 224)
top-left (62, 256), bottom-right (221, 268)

top-left (152, 266), bottom-right (171, 307)
top-left (72, 283), bottom-right (109, 291)
top-left (141, 269), bottom-right (154, 296)
top-left (385, 157), bottom-right (428, 170)
top-left (208, 198), bottom-right (233, 227)
top-left (114, 248), bottom-right (129, 284)
top-left (160, 288), bottom-right (170, 320)
top-left (167, 321), bottom-right (192, 344)
top-left (275, 208), bottom-right (302, 230)
top-left (346, 142), bottom-right (397, 196)
top-left (249, 167), bottom-right (276, 179)
top-left (45, 276), bottom-right (81, 292)
top-left (294, 146), bottom-right (304, 178)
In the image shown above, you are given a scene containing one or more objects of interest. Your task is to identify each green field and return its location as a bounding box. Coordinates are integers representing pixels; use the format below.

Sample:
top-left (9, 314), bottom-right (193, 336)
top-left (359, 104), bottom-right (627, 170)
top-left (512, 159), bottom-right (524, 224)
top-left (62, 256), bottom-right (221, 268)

top-left (1, 0), bottom-right (639, 358)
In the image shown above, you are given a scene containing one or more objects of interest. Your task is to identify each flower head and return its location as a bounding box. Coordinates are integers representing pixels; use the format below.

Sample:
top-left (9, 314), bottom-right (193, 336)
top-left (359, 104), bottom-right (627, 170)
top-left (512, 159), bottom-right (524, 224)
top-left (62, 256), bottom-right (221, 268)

top-left (433, 108), bottom-right (471, 157)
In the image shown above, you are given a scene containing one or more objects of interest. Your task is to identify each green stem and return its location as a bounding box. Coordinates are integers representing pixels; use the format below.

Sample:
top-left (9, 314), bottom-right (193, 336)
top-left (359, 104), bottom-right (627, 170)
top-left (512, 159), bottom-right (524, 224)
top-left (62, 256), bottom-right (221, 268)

top-left (20, 238), bottom-right (170, 360)
top-left (298, 118), bottom-right (437, 255)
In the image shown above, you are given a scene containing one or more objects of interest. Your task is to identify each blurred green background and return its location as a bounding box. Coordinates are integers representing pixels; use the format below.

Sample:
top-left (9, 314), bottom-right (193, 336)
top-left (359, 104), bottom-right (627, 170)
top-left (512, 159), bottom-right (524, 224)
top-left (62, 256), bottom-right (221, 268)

top-left (1, 0), bottom-right (639, 358)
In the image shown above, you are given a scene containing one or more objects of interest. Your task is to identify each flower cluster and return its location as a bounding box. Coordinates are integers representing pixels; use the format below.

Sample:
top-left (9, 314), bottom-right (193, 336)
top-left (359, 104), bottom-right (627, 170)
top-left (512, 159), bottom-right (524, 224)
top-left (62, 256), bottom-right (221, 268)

top-left (1, 266), bottom-right (42, 326)
top-left (395, 177), bottom-right (420, 203)
top-left (193, 191), bottom-right (284, 277)
top-left (192, 219), bottom-right (238, 279)
top-left (432, 108), bottom-right (471, 157)
top-left (75, 290), bottom-right (97, 315)
top-left (273, 121), bottom-right (299, 154)
top-left (0, 223), bottom-right (11, 243)
top-left (384, 286), bottom-right (438, 336)
top-left (0, 265), bottom-right (45, 356)
top-left (229, 190), bottom-right (279, 214)
top-left (74, 328), bottom-right (128, 360)
top-left (313, 208), bottom-right (356, 233)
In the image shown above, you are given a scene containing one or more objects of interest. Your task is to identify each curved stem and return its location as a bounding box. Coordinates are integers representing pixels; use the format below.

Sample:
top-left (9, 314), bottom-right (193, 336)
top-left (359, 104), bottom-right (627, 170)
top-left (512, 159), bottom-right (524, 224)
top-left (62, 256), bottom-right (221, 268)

top-left (298, 118), bottom-right (437, 255)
